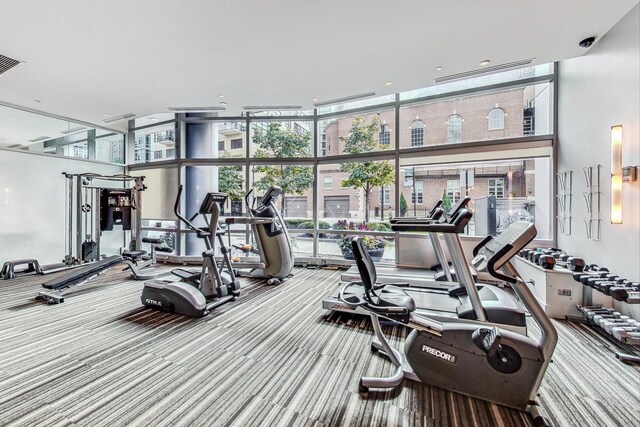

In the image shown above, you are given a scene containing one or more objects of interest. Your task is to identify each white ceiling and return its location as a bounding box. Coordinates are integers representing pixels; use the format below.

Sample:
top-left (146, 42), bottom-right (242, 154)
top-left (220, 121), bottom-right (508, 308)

top-left (0, 0), bottom-right (637, 133)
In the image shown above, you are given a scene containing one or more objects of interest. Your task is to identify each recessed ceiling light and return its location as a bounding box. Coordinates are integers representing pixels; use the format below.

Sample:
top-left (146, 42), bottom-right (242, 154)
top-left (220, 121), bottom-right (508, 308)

top-left (219, 94), bottom-right (225, 99)
top-left (435, 66), bottom-right (443, 71)
top-left (220, 101), bottom-right (228, 107)
top-left (103, 114), bottom-right (111, 117)
top-left (312, 97), bottom-right (318, 102)
top-left (385, 81), bottom-right (393, 86)
top-left (479, 59), bottom-right (491, 67)
top-left (149, 117), bottom-right (159, 122)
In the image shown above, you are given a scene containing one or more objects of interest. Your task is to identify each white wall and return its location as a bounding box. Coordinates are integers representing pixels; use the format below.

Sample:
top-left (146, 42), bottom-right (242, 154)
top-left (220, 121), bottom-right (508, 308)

top-left (0, 149), bottom-right (126, 266)
top-left (557, 5), bottom-right (640, 281)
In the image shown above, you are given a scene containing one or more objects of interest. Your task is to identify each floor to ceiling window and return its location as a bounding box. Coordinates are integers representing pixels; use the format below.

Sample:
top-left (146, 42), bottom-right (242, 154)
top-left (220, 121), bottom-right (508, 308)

top-left (128, 63), bottom-right (556, 261)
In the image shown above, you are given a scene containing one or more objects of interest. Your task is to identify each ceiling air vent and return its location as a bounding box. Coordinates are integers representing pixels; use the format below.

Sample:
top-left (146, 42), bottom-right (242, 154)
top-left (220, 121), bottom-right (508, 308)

top-left (28, 136), bottom-right (51, 143)
top-left (103, 113), bottom-right (136, 124)
top-left (242, 105), bottom-right (303, 111)
top-left (434, 59), bottom-right (536, 84)
top-left (0, 54), bottom-right (21, 75)
top-left (314, 92), bottom-right (377, 107)
top-left (166, 107), bottom-right (226, 112)
top-left (7, 144), bottom-right (27, 150)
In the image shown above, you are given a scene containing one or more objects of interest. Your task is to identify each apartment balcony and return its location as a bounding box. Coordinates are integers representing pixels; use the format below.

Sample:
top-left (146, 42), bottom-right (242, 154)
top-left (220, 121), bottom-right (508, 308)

top-left (218, 122), bottom-right (246, 136)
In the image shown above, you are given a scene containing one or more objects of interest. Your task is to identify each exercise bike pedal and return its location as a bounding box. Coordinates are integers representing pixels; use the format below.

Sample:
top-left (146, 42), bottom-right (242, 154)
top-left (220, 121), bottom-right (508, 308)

top-left (358, 379), bottom-right (369, 394)
top-left (472, 327), bottom-right (502, 356)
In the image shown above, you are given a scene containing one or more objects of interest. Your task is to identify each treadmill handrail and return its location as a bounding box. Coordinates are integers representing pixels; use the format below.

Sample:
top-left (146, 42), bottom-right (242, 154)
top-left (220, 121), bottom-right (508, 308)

top-left (391, 209), bottom-right (472, 233)
top-left (390, 207), bottom-right (445, 224)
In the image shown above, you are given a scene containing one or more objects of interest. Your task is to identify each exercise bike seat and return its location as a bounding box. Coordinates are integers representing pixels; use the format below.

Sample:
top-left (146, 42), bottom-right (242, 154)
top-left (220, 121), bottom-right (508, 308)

top-left (376, 286), bottom-right (416, 312)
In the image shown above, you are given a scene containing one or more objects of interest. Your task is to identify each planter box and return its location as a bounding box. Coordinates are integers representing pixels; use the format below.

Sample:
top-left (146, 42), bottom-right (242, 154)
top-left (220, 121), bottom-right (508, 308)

top-left (342, 247), bottom-right (385, 262)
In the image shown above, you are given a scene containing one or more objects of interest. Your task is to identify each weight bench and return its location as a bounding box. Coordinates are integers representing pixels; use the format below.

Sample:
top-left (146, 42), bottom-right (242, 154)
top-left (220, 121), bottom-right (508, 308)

top-left (36, 255), bottom-right (123, 304)
top-left (121, 237), bottom-right (167, 280)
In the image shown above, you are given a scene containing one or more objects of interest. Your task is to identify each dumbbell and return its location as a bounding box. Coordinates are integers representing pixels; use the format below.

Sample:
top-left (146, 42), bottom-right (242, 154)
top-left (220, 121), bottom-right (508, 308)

top-left (612, 327), bottom-right (640, 344)
top-left (588, 274), bottom-right (619, 290)
top-left (539, 254), bottom-right (585, 271)
top-left (573, 267), bottom-right (609, 284)
top-left (610, 282), bottom-right (640, 302)
top-left (601, 318), bottom-right (639, 334)
top-left (583, 307), bottom-right (615, 322)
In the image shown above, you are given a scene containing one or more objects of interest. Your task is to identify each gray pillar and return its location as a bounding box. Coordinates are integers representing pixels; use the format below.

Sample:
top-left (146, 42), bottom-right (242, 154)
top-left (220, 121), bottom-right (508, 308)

top-left (185, 113), bottom-right (218, 255)
top-left (87, 129), bottom-right (96, 160)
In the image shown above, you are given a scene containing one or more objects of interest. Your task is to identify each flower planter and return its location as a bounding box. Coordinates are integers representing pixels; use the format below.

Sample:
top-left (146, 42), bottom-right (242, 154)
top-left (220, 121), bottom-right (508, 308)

top-left (341, 247), bottom-right (385, 262)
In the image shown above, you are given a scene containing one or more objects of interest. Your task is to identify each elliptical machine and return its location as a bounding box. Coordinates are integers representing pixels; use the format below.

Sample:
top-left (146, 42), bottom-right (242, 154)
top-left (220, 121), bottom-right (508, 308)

top-left (342, 222), bottom-right (557, 426)
top-left (141, 186), bottom-right (241, 317)
top-left (225, 186), bottom-right (294, 285)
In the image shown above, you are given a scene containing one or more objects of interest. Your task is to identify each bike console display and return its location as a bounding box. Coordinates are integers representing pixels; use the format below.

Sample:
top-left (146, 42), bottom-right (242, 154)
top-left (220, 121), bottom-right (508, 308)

top-left (471, 221), bottom-right (537, 277)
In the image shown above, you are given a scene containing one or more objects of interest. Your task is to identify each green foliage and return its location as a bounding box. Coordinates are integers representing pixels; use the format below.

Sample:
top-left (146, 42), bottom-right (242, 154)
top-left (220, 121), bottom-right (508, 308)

top-left (298, 220), bottom-right (330, 229)
top-left (218, 165), bottom-right (245, 200)
top-left (368, 222), bottom-right (391, 232)
top-left (252, 123), bottom-right (314, 213)
top-left (442, 189), bottom-right (452, 212)
top-left (400, 193), bottom-right (408, 215)
top-left (339, 116), bottom-right (395, 222)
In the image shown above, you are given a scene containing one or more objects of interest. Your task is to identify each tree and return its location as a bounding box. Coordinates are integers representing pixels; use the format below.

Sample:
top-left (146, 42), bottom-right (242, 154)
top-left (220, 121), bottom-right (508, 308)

top-left (400, 193), bottom-right (408, 217)
top-left (218, 165), bottom-right (245, 200)
top-left (253, 123), bottom-right (314, 216)
top-left (442, 189), bottom-right (452, 212)
top-left (340, 116), bottom-right (395, 222)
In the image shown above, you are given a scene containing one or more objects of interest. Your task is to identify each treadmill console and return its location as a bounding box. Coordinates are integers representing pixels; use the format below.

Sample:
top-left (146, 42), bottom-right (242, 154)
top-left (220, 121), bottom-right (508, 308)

top-left (471, 221), bottom-right (537, 273)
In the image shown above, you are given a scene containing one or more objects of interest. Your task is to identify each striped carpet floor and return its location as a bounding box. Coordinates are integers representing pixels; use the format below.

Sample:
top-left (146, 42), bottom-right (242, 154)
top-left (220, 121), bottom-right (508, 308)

top-left (0, 265), bottom-right (638, 427)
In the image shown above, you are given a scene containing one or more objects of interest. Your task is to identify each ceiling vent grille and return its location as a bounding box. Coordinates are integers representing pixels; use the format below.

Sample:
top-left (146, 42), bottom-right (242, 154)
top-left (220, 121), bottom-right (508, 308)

top-left (242, 105), bottom-right (303, 111)
top-left (0, 54), bottom-right (21, 75)
top-left (166, 107), bottom-right (226, 112)
top-left (28, 135), bottom-right (51, 143)
top-left (7, 144), bottom-right (27, 150)
top-left (434, 59), bottom-right (536, 84)
top-left (103, 113), bottom-right (136, 123)
top-left (314, 92), bottom-right (377, 107)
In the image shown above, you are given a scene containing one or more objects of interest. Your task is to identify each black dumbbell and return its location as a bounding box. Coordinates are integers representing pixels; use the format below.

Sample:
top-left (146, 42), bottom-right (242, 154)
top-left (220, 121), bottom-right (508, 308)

top-left (540, 255), bottom-right (585, 271)
top-left (610, 282), bottom-right (640, 302)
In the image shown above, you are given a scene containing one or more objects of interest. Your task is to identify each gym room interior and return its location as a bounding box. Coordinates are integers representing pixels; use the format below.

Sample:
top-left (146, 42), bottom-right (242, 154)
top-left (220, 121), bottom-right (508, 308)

top-left (0, 1), bottom-right (638, 426)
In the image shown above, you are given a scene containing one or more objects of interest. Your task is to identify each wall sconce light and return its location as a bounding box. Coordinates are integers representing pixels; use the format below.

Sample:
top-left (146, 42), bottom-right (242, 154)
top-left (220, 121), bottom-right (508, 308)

top-left (610, 125), bottom-right (623, 224)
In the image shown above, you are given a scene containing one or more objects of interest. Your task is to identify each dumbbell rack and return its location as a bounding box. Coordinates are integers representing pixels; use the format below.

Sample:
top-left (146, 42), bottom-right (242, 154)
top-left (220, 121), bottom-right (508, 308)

top-left (556, 171), bottom-right (572, 235)
top-left (582, 165), bottom-right (601, 240)
top-left (577, 305), bottom-right (640, 363)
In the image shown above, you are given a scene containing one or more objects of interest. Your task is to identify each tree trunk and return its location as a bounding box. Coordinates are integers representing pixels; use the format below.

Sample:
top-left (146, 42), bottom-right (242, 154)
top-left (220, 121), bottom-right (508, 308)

top-left (364, 183), bottom-right (370, 223)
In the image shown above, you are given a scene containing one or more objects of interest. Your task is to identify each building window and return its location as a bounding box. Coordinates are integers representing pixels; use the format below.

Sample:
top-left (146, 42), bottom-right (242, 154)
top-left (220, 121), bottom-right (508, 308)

top-left (447, 114), bottom-right (462, 143)
top-left (379, 185), bottom-right (391, 205)
top-left (488, 108), bottom-right (505, 130)
top-left (488, 178), bottom-right (505, 198)
top-left (379, 124), bottom-right (391, 145)
top-left (410, 120), bottom-right (424, 146)
top-left (218, 141), bottom-right (225, 151)
top-left (231, 138), bottom-right (243, 149)
top-left (411, 181), bottom-right (424, 204)
top-left (320, 133), bottom-right (326, 156)
top-left (447, 179), bottom-right (461, 203)
top-left (166, 148), bottom-right (175, 158)
top-left (324, 177), bottom-right (332, 189)
top-left (153, 150), bottom-right (162, 160)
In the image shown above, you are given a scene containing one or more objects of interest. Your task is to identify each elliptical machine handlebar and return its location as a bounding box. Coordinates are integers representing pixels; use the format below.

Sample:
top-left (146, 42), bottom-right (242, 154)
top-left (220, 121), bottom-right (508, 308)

top-left (174, 185), bottom-right (211, 238)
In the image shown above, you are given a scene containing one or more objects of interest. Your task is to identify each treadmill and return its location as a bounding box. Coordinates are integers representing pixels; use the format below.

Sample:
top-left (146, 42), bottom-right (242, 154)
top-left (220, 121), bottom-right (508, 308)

top-left (339, 196), bottom-right (474, 287)
top-left (323, 208), bottom-right (527, 335)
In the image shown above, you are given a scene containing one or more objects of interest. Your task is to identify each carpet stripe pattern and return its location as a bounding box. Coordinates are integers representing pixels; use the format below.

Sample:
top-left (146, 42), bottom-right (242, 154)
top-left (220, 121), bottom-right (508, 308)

top-left (0, 266), bottom-right (638, 426)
